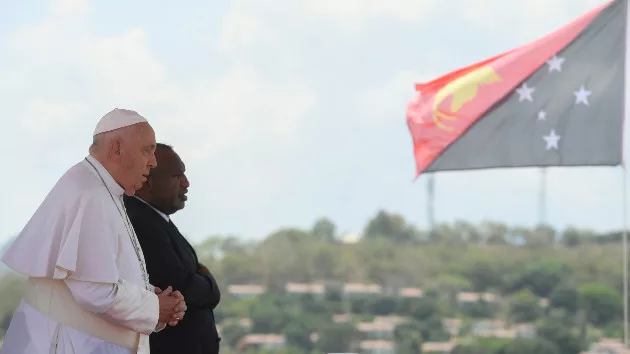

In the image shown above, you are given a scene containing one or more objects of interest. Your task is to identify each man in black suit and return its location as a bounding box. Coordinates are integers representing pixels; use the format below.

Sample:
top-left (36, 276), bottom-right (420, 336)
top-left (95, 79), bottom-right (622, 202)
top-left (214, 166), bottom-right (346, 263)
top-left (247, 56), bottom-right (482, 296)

top-left (124, 143), bottom-right (221, 354)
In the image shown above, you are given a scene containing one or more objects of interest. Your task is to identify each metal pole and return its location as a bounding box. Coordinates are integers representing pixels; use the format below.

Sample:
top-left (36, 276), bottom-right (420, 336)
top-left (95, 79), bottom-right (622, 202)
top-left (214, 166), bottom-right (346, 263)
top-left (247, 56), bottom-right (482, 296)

top-left (427, 174), bottom-right (435, 231)
top-left (623, 166), bottom-right (628, 347)
top-left (623, 0), bottom-right (630, 344)
top-left (539, 168), bottom-right (547, 226)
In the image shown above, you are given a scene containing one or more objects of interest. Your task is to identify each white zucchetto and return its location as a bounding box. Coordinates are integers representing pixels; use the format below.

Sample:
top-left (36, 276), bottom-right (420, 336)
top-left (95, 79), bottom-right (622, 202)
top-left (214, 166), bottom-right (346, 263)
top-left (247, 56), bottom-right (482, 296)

top-left (93, 108), bottom-right (148, 136)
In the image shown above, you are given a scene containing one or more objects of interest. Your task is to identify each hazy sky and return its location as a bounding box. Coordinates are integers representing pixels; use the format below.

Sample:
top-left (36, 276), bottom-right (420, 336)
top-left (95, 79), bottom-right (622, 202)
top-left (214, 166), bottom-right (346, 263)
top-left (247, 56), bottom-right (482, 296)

top-left (0, 0), bottom-right (622, 246)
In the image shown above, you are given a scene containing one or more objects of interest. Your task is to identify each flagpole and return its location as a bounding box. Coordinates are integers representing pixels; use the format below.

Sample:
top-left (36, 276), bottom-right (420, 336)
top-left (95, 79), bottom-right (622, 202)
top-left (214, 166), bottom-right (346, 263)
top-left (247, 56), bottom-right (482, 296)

top-left (427, 174), bottom-right (435, 232)
top-left (539, 168), bottom-right (547, 225)
top-left (623, 166), bottom-right (628, 348)
top-left (621, 165), bottom-right (628, 349)
top-left (621, 0), bottom-right (630, 349)
top-left (623, 0), bottom-right (630, 346)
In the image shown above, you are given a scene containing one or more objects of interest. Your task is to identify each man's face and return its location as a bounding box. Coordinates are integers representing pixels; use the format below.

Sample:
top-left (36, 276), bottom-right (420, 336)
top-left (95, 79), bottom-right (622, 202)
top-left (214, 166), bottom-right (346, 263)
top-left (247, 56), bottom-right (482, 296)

top-left (147, 148), bottom-right (189, 215)
top-left (117, 123), bottom-right (157, 195)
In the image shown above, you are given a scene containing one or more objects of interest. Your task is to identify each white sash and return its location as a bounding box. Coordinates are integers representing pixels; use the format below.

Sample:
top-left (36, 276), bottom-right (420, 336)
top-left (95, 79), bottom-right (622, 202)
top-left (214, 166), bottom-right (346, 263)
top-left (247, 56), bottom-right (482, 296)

top-left (22, 277), bottom-right (139, 351)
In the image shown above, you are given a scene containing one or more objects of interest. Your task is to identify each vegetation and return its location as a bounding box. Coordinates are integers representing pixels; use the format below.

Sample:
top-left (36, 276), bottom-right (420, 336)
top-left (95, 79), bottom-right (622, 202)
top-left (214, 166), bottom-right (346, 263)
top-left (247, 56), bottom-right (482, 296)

top-left (0, 210), bottom-right (628, 353)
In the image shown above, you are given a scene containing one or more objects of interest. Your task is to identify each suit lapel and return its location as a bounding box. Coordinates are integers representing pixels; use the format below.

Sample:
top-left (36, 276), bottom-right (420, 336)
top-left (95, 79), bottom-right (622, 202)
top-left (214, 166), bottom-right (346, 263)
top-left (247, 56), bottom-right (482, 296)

top-left (166, 219), bottom-right (199, 265)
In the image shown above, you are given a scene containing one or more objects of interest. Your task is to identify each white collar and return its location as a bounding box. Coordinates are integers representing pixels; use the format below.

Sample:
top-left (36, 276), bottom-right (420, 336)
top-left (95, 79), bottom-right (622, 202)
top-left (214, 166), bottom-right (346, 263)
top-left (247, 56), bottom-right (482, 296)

top-left (134, 196), bottom-right (170, 222)
top-left (83, 155), bottom-right (125, 196)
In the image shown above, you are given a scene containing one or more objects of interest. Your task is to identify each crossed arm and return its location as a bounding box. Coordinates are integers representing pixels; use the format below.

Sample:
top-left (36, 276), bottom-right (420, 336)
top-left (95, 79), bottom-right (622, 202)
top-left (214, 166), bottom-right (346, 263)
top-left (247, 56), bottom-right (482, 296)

top-left (64, 278), bottom-right (186, 335)
top-left (132, 220), bottom-right (221, 310)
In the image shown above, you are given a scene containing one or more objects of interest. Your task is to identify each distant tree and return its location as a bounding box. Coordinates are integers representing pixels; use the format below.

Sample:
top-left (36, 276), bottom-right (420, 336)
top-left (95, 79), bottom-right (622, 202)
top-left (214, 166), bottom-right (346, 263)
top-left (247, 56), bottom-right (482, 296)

top-left (453, 220), bottom-right (482, 244)
top-left (0, 274), bottom-right (25, 337)
top-left (401, 297), bottom-right (439, 322)
top-left (283, 314), bottom-right (315, 352)
top-left (526, 225), bottom-right (556, 247)
top-left (502, 338), bottom-right (560, 354)
top-left (263, 228), bottom-right (311, 245)
top-left (479, 221), bottom-right (508, 244)
top-left (536, 316), bottom-right (584, 354)
top-left (561, 227), bottom-right (582, 247)
top-left (461, 261), bottom-right (505, 292)
top-left (220, 323), bottom-right (248, 348)
top-left (311, 218), bottom-right (336, 242)
top-left (220, 235), bottom-right (249, 254)
top-left (366, 296), bottom-right (398, 316)
top-left (363, 210), bottom-right (417, 243)
top-left (417, 315), bottom-right (450, 342)
top-left (596, 231), bottom-right (622, 244)
top-left (395, 321), bottom-right (424, 354)
top-left (578, 283), bottom-right (622, 326)
top-left (549, 284), bottom-right (579, 314)
top-left (349, 298), bottom-right (370, 314)
top-left (452, 338), bottom-right (510, 354)
top-left (249, 299), bottom-right (292, 333)
top-left (430, 223), bottom-right (465, 244)
top-left (508, 290), bottom-right (543, 323)
top-left (460, 300), bottom-right (497, 319)
top-left (315, 322), bottom-right (359, 353)
top-left (4, 214), bottom-right (630, 351)
top-left (509, 261), bottom-right (568, 298)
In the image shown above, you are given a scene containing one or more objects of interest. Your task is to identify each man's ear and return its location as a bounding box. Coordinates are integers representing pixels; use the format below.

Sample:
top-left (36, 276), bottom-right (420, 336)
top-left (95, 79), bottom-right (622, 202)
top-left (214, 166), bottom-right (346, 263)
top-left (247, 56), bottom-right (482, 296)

top-left (109, 139), bottom-right (122, 159)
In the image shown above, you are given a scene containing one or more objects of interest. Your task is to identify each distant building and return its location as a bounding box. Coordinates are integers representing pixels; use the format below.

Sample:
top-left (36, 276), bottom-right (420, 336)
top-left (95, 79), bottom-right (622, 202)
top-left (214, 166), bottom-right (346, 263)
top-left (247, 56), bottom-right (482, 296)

top-left (373, 316), bottom-right (408, 325)
top-left (398, 287), bottom-right (424, 298)
top-left (340, 233), bottom-right (361, 244)
top-left (442, 318), bottom-right (462, 337)
top-left (285, 282), bottom-right (326, 295)
top-left (471, 320), bottom-right (507, 337)
top-left (470, 320), bottom-right (535, 339)
top-left (423, 341), bottom-right (456, 353)
top-left (220, 317), bottom-right (252, 330)
top-left (227, 284), bottom-right (266, 299)
top-left (332, 313), bottom-right (352, 323)
top-left (457, 292), bottom-right (499, 304)
top-left (342, 283), bottom-right (382, 298)
top-left (237, 334), bottom-right (285, 351)
top-left (359, 339), bottom-right (395, 354)
top-left (513, 323), bottom-right (536, 338)
top-left (582, 338), bottom-right (630, 354)
top-left (356, 321), bottom-right (396, 340)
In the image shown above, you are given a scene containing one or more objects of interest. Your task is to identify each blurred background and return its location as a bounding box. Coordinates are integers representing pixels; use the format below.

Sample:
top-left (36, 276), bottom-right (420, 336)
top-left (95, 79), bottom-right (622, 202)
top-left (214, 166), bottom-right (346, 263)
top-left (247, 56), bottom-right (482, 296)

top-left (0, 0), bottom-right (626, 353)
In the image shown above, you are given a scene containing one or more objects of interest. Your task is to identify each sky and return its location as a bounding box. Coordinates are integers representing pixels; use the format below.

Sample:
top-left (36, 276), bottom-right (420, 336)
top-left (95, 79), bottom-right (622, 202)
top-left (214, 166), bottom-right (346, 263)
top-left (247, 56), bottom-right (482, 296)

top-left (0, 0), bottom-right (623, 246)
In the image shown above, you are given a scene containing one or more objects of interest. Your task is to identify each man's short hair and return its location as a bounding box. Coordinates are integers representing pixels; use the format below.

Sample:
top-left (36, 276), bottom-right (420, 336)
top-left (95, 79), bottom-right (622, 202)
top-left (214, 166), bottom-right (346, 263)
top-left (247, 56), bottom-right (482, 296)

top-left (156, 143), bottom-right (173, 151)
top-left (148, 143), bottom-right (175, 177)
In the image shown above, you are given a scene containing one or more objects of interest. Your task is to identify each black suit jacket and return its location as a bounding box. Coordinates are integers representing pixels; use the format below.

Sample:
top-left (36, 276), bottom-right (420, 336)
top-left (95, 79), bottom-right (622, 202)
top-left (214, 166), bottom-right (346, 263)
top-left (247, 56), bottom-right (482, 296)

top-left (124, 196), bottom-right (221, 354)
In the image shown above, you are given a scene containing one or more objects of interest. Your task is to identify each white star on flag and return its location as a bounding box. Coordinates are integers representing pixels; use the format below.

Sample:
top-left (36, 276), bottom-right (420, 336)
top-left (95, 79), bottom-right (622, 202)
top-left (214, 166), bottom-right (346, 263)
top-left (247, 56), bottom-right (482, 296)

top-left (546, 55), bottom-right (565, 72)
top-left (543, 129), bottom-right (561, 150)
top-left (516, 83), bottom-right (535, 102)
top-left (537, 110), bottom-right (547, 121)
top-left (574, 85), bottom-right (591, 105)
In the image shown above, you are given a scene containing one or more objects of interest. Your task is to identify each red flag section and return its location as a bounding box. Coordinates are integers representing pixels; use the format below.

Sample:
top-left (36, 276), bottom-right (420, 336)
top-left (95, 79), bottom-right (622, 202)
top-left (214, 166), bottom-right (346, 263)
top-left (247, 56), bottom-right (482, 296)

top-left (406, 1), bottom-right (611, 178)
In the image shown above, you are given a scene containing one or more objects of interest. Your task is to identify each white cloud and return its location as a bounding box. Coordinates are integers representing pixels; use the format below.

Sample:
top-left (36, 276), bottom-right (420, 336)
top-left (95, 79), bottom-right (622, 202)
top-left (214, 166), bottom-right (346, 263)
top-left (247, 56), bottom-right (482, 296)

top-left (158, 67), bottom-right (317, 162)
top-left (0, 0), bottom-right (317, 242)
top-left (301, 0), bottom-right (435, 31)
top-left (19, 100), bottom-right (91, 138)
top-left (218, 0), bottom-right (437, 55)
top-left (458, 0), bottom-right (611, 41)
top-left (1, 0), bottom-right (626, 246)
top-left (2, 0), bottom-right (316, 157)
top-left (218, 9), bottom-right (270, 55)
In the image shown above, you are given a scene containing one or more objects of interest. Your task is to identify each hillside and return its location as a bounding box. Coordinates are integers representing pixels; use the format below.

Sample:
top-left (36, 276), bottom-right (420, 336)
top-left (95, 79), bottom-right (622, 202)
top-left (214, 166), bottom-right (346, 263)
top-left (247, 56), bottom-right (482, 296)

top-left (0, 237), bottom-right (14, 276)
top-left (0, 211), bottom-right (627, 353)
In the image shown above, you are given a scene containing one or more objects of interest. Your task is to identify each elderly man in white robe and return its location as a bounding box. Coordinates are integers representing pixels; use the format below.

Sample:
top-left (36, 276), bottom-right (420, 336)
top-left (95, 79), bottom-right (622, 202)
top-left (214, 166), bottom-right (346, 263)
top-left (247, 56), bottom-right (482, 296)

top-left (0, 109), bottom-right (187, 354)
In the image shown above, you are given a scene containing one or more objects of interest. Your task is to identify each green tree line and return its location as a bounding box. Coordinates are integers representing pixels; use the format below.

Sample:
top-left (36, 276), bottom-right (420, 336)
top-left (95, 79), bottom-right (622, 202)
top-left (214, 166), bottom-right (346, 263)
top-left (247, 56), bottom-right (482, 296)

top-left (0, 210), bottom-right (627, 353)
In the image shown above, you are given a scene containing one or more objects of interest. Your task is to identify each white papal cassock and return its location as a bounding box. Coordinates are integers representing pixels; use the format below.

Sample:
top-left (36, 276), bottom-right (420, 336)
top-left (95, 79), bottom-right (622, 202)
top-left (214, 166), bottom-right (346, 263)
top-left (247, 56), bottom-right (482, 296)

top-left (1, 155), bottom-right (162, 354)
